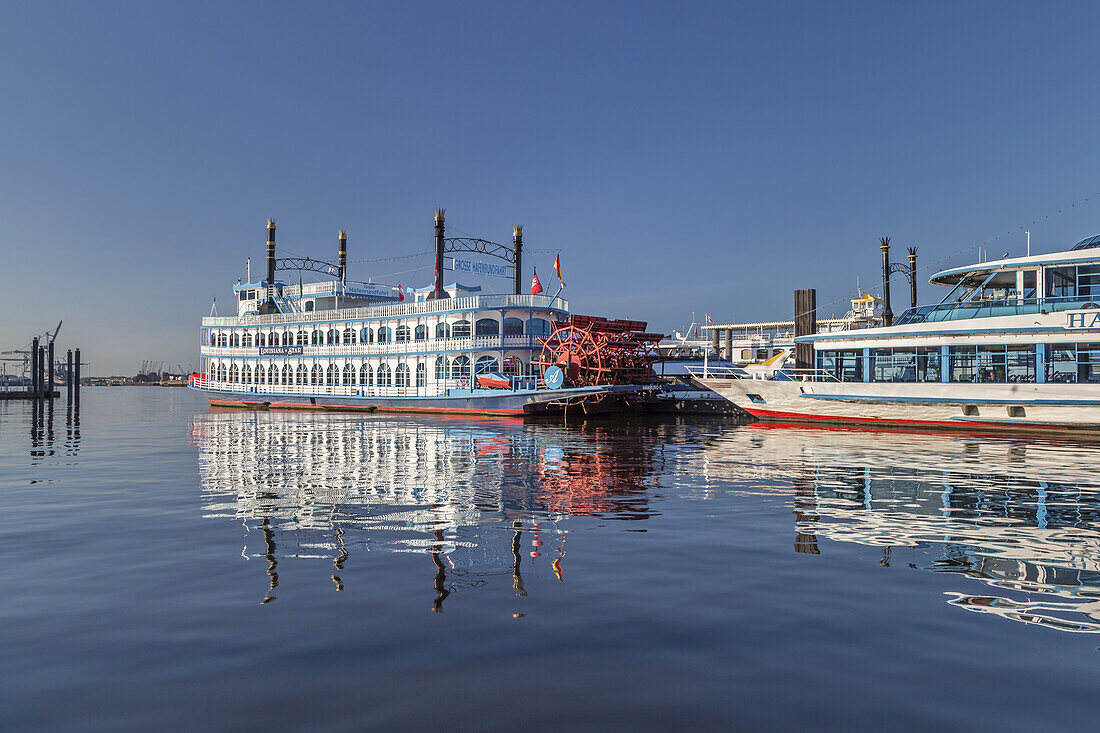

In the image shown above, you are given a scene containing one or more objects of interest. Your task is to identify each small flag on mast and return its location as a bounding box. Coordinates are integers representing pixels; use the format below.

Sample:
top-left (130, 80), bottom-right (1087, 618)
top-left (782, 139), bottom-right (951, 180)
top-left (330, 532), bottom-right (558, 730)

top-left (397, 283), bottom-right (405, 302)
top-left (531, 268), bottom-right (544, 295)
top-left (554, 252), bottom-right (564, 285)
top-left (706, 314), bottom-right (714, 325)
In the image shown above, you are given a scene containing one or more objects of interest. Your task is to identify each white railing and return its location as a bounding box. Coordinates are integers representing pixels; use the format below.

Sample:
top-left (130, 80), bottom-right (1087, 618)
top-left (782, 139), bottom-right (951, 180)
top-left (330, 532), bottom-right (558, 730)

top-left (190, 374), bottom-right (542, 397)
top-left (202, 294), bottom-right (569, 327)
top-left (200, 334), bottom-right (542, 358)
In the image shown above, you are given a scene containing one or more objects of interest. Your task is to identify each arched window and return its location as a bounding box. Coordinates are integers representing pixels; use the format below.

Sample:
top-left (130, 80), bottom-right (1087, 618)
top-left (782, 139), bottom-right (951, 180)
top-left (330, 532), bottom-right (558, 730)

top-left (361, 327), bottom-right (373, 344)
top-left (230, 333), bottom-right (240, 348)
top-left (343, 327), bottom-right (356, 344)
top-left (311, 364), bottom-right (323, 385)
top-left (376, 326), bottom-right (391, 343)
top-left (395, 325), bottom-right (410, 342)
top-left (475, 356), bottom-right (499, 375)
top-left (256, 333), bottom-right (265, 347)
top-left (298, 364), bottom-right (309, 384)
top-left (435, 322), bottom-right (450, 339)
top-left (435, 356), bottom-right (447, 380)
top-left (229, 364), bottom-right (239, 382)
top-left (395, 363), bottom-right (410, 387)
top-left (377, 363), bottom-right (392, 386)
top-left (503, 356), bottom-right (523, 376)
top-left (360, 363), bottom-right (373, 386)
top-left (209, 332), bottom-right (217, 346)
top-left (327, 364), bottom-right (339, 385)
top-left (503, 317), bottom-right (524, 335)
top-left (282, 332), bottom-right (292, 346)
top-left (343, 363), bottom-right (355, 385)
top-left (283, 364), bottom-right (293, 384)
top-left (242, 332), bottom-right (253, 348)
top-left (327, 328), bottom-right (339, 345)
top-left (451, 355), bottom-right (470, 380)
top-left (296, 331), bottom-right (308, 345)
top-left (475, 318), bottom-right (499, 336)
top-left (526, 318), bottom-right (551, 336)
top-left (415, 324), bottom-right (428, 341)
top-left (416, 362), bottom-right (426, 387)
top-left (242, 364), bottom-right (252, 383)
top-left (452, 320), bottom-right (471, 338)
top-left (311, 330), bottom-right (323, 346)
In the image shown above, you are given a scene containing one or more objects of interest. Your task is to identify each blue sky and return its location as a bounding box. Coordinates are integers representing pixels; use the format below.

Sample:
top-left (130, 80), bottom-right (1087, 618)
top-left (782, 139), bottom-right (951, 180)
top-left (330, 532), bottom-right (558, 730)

top-left (3, 1), bottom-right (1100, 374)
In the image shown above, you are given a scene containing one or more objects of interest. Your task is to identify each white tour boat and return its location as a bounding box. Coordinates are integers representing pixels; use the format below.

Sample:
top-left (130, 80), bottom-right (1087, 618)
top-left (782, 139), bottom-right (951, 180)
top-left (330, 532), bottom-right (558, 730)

top-left (695, 234), bottom-right (1100, 433)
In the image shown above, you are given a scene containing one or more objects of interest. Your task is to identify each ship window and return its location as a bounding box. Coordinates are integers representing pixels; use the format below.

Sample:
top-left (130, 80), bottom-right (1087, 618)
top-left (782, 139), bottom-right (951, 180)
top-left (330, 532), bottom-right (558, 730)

top-left (436, 323), bottom-right (450, 339)
top-left (209, 332), bottom-right (218, 346)
top-left (242, 333), bottom-right (253, 348)
top-left (377, 326), bottom-right (391, 343)
top-left (475, 356), bottom-right (499, 374)
top-left (305, 301), bottom-right (314, 312)
top-left (475, 318), bottom-right (499, 336)
top-left (296, 331), bottom-right (308, 346)
top-left (526, 318), bottom-right (551, 337)
top-left (238, 291), bottom-right (247, 301)
top-left (311, 330), bottom-right (323, 346)
top-left (962, 405), bottom-right (980, 416)
top-left (327, 364), bottom-right (339, 385)
top-left (241, 364), bottom-right (251, 383)
top-left (395, 325), bottom-right (410, 342)
top-left (327, 329), bottom-right (339, 345)
top-left (1077, 343), bottom-right (1100, 383)
top-left (503, 356), bottom-right (523, 376)
top-left (296, 365), bottom-right (307, 384)
top-left (311, 364), bottom-right (323, 385)
top-left (949, 346), bottom-right (977, 383)
top-left (256, 333), bottom-right (265, 347)
top-left (360, 363), bottom-right (373, 386)
top-left (1046, 266), bottom-right (1076, 299)
top-left (228, 364), bottom-right (239, 382)
top-left (416, 362), bottom-right (426, 387)
top-left (343, 363), bottom-right (354, 385)
top-left (452, 320), bottom-right (471, 338)
top-left (415, 324), bottom-right (428, 341)
top-left (230, 333), bottom-right (240, 348)
top-left (746, 393), bottom-right (766, 404)
top-left (503, 318), bottom-right (524, 336)
top-left (1007, 405), bottom-right (1026, 417)
top-left (816, 349), bottom-right (863, 382)
top-left (282, 364), bottom-right (292, 384)
top-left (281, 332), bottom-right (290, 346)
top-left (395, 363), bottom-right (409, 387)
top-left (451, 355), bottom-right (470, 380)
top-left (343, 328), bottom-right (356, 344)
top-left (361, 327), bottom-right (373, 343)
top-left (435, 356), bottom-right (447, 380)
top-left (377, 363), bottom-right (392, 386)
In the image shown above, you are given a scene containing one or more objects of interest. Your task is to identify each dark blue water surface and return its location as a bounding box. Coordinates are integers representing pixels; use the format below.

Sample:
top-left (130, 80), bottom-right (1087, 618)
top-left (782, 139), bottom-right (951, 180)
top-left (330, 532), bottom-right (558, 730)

top-left (4, 388), bottom-right (1100, 731)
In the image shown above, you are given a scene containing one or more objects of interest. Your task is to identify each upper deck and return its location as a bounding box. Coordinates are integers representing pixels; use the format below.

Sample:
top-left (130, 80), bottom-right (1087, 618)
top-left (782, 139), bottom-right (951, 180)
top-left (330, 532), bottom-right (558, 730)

top-left (203, 293), bottom-right (570, 329)
top-left (894, 234), bottom-right (1100, 326)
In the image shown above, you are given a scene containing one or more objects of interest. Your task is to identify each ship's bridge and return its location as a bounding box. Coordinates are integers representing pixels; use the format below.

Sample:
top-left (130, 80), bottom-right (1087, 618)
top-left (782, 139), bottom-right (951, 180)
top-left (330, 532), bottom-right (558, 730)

top-left (895, 236), bottom-right (1100, 325)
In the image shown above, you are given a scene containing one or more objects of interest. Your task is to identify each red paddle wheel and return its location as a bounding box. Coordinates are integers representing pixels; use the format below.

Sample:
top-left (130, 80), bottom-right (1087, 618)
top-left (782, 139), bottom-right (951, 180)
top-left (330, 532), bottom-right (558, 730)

top-left (535, 315), bottom-right (663, 388)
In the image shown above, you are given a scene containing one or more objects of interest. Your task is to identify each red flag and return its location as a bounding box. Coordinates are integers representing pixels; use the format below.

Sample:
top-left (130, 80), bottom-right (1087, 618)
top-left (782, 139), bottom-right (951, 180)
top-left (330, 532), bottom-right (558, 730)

top-left (554, 252), bottom-right (564, 285)
top-left (398, 283), bottom-right (404, 302)
top-left (531, 268), bottom-right (544, 295)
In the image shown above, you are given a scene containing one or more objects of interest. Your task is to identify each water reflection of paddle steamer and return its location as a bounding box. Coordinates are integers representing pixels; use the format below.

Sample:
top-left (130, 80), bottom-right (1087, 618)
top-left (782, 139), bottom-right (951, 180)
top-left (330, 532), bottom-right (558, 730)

top-left (191, 411), bottom-right (656, 605)
top-left (708, 425), bottom-right (1100, 633)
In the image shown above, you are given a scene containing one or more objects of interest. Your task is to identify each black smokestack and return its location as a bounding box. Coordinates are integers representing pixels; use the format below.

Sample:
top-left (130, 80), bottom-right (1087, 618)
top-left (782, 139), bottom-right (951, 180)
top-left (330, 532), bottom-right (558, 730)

top-left (880, 236), bottom-right (893, 327)
top-left (338, 230), bottom-right (347, 284)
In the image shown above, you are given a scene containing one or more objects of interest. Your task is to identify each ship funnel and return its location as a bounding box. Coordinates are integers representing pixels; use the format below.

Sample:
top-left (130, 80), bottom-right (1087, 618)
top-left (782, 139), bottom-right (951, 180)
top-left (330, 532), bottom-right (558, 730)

top-left (512, 225), bottom-right (523, 295)
top-left (338, 230), bottom-right (347, 283)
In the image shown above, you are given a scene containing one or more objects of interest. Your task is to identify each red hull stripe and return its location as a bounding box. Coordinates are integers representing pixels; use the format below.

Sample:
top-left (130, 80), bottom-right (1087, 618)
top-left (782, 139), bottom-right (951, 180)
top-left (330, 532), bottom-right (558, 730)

top-left (744, 407), bottom-right (991, 430)
top-left (207, 399), bottom-right (525, 416)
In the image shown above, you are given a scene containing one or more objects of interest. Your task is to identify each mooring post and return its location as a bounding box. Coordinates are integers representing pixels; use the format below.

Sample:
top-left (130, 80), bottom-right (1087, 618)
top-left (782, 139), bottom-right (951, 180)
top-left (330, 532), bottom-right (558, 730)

top-left (31, 337), bottom-right (40, 397)
top-left (74, 348), bottom-right (81, 404)
top-left (66, 350), bottom-right (73, 400)
top-left (512, 226), bottom-right (523, 296)
top-left (47, 339), bottom-right (54, 399)
top-left (794, 289), bottom-right (818, 372)
top-left (725, 328), bottom-right (733, 361)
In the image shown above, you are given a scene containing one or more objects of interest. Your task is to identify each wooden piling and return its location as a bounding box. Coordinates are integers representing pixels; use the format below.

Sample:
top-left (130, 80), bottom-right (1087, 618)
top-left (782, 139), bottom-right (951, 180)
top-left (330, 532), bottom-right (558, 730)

top-left (794, 289), bottom-right (817, 371)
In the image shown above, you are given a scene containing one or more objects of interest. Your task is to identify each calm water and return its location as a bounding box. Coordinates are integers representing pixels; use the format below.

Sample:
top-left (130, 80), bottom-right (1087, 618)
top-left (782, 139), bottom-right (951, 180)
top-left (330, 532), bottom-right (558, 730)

top-left (4, 388), bottom-right (1100, 731)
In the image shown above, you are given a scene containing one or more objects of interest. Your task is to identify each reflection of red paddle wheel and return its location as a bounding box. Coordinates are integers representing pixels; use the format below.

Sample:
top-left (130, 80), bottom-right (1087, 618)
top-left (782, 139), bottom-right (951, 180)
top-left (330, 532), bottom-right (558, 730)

top-left (536, 443), bottom-right (653, 520)
top-left (535, 315), bottom-right (663, 388)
